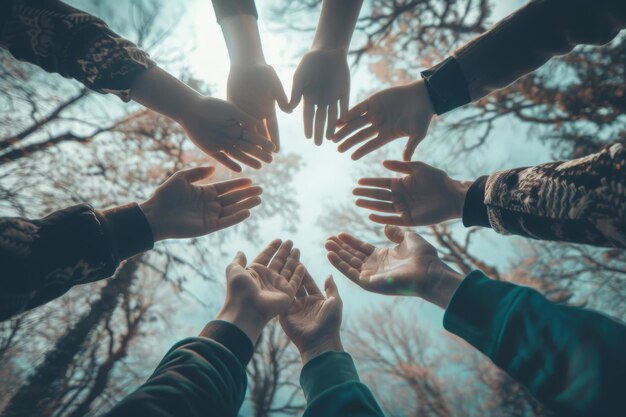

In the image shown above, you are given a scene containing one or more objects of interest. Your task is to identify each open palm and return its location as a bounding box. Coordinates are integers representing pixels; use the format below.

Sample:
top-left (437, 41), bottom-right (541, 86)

top-left (325, 225), bottom-right (442, 297)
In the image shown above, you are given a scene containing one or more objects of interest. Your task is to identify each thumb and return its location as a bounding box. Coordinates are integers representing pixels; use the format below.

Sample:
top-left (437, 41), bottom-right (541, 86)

top-left (403, 134), bottom-right (425, 161)
top-left (288, 74), bottom-right (304, 111)
top-left (175, 166), bottom-right (215, 183)
top-left (324, 275), bottom-right (340, 300)
top-left (384, 225), bottom-right (405, 244)
top-left (274, 76), bottom-right (290, 113)
top-left (226, 251), bottom-right (247, 276)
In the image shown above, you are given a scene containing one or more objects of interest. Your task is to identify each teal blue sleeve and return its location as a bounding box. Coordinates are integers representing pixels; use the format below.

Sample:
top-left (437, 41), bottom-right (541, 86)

top-left (444, 270), bottom-right (626, 417)
top-left (300, 351), bottom-right (384, 417)
top-left (105, 321), bottom-right (253, 417)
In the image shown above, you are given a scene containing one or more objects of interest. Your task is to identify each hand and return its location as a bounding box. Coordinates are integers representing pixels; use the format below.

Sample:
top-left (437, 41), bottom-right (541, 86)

top-left (177, 96), bottom-right (275, 172)
top-left (215, 240), bottom-right (305, 343)
top-left (140, 166), bottom-right (262, 241)
top-left (325, 225), bottom-right (462, 308)
top-left (332, 80), bottom-right (435, 160)
top-left (289, 48), bottom-right (350, 145)
top-left (280, 273), bottom-right (343, 364)
top-left (227, 64), bottom-right (289, 151)
top-left (354, 160), bottom-right (471, 226)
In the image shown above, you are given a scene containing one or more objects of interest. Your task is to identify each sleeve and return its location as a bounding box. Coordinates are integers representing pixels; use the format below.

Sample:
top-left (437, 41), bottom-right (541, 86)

top-left (421, 0), bottom-right (626, 114)
top-left (0, 203), bottom-right (154, 320)
top-left (300, 351), bottom-right (385, 417)
top-left (211, 0), bottom-right (258, 23)
top-left (444, 270), bottom-right (626, 417)
top-left (104, 321), bottom-right (254, 417)
top-left (461, 143), bottom-right (626, 248)
top-left (0, 0), bottom-right (156, 101)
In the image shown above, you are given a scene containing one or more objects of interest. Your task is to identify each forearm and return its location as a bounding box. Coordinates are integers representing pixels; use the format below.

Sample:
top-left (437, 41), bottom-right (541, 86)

top-left (422, 0), bottom-right (626, 114)
top-left (443, 270), bottom-right (626, 417)
top-left (105, 325), bottom-right (253, 417)
top-left (301, 352), bottom-right (384, 417)
top-left (312, 0), bottom-right (363, 52)
top-left (462, 143), bottom-right (626, 248)
top-left (0, 0), bottom-right (155, 102)
top-left (130, 66), bottom-right (201, 122)
top-left (0, 203), bottom-right (153, 320)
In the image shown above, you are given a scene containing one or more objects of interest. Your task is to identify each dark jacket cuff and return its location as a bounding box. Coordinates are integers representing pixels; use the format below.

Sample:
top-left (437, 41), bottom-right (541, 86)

top-left (212, 0), bottom-right (258, 22)
top-left (300, 351), bottom-right (359, 402)
top-left (443, 270), bottom-right (526, 359)
top-left (421, 56), bottom-right (471, 115)
top-left (201, 320), bottom-right (254, 366)
top-left (462, 176), bottom-right (490, 228)
top-left (97, 203), bottom-right (153, 262)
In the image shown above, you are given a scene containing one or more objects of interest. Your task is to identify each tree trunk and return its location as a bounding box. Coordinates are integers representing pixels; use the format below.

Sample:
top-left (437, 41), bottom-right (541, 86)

top-left (0, 258), bottom-right (139, 417)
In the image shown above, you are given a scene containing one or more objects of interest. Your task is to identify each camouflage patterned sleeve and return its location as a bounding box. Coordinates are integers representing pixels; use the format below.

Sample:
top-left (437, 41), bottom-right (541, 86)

top-left (463, 143), bottom-right (626, 248)
top-left (0, 0), bottom-right (156, 101)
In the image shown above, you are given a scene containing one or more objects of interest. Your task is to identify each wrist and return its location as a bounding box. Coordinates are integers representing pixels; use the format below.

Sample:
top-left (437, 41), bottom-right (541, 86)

top-left (138, 200), bottom-right (165, 242)
top-left (423, 263), bottom-right (463, 309)
top-left (221, 15), bottom-right (266, 66)
top-left (310, 44), bottom-right (348, 54)
top-left (449, 180), bottom-right (472, 219)
top-left (216, 303), bottom-right (267, 345)
top-left (299, 337), bottom-right (344, 365)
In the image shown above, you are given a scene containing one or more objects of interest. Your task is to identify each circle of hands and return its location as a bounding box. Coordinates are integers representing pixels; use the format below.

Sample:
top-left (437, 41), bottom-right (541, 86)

top-left (143, 46), bottom-right (467, 361)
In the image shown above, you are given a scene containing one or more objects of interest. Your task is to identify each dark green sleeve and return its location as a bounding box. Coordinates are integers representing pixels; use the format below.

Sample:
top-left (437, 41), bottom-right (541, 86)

top-left (104, 321), bottom-right (253, 417)
top-left (300, 351), bottom-right (384, 417)
top-left (211, 0), bottom-right (258, 23)
top-left (444, 270), bottom-right (626, 417)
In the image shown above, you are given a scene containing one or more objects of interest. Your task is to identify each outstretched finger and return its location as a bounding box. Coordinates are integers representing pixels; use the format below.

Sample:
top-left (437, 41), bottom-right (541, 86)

top-left (216, 210), bottom-right (250, 230)
top-left (226, 148), bottom-right (262, 170)
top-left (268, 240), bottom-right (294, 272)
top-left (382, 160), bottom-right (415, 175)
top-left (273, 75), bottom-right (290, 113)
top-left (241, 129), bottom-right (275, 152)
top-left (267, 106), bottom-right (281, 152)
top-left (342, 99), bottom-right (368, 122)
top-left (353, 187), bottom-right (393, 202)
top-left (220, 196), bottom-right (262, 217)
top-left (175, 166), bottom-right (215, 183)
top-left (303, 99), bottom-right (314, 139)
top-left (337, 126), bottom-right (378, 153)
top-left (220, 186), bottom-right (263, 206)
top-left (314, 105), bottom-right (327, 146)
top-left (326, 102), bottom-right (338, 139)
top-left (303, 271), bottom-right (322, 296)
top-left (357, 177), bottom-right (393, 189)
top-left (351, 136), bottom-right (389, 160)
top-left (332, 116), bottom-right (369, 142)
top-left (336, 232), bottom-right (376, 256)
top-left (280, 248), bottom-right (301, 279)
top-left (403, 134), bottom-right (425, 161)
top-left (327, 236), bottom-right (367, 261)
top-left (327, 252), bottom-right (361, 283)
top-left (355, 199), bottom-right (396, 213)
top-left (325, 240), bottom-right (363, 269)
top-left (288, 264), bottom-right (306, 296)
top-left (252, 239), bottom-right (282, 265)
top-left (212, 152), bottom-right (242, 173)
top-left (289, 72), bottom-right (304, 111)
top-left (213, 178), bottom-right (253, 195)
top-left (369, 214), bottom-right (409, 226)
top-left (339, 94), bottom-right (350, 121)
top-left (236, 141), bottom-right (273, 164)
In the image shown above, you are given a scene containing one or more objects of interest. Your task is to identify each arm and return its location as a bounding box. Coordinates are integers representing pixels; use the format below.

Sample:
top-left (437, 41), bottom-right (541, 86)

top-left (289, 0), bottom-right (363, 145)
top-left (106, 240), bottom-right (305, 417)
top-left (354, 143), bottom-right (626, 248)
top-left (0, 166), bottom-right (262, 320)
top-left (326, 225), bottom-right (626, 417)
top-left (280, 273), bottom-right (384, 416)
top-left (0, 0), bottom-right (155, 102)
top-left (211, 0), bottom-right (289, 150)
top-left (444, 270), bottom-right (626, 417)
top-left (422, 0), bottom-right (626, 114)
